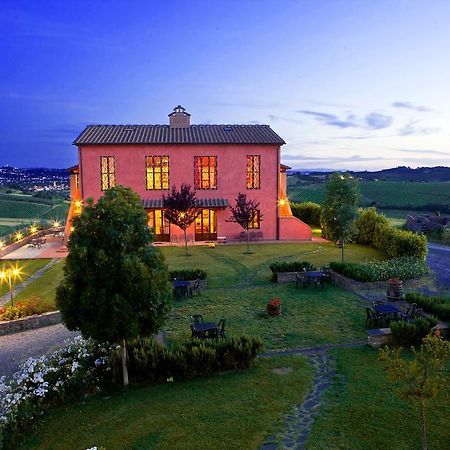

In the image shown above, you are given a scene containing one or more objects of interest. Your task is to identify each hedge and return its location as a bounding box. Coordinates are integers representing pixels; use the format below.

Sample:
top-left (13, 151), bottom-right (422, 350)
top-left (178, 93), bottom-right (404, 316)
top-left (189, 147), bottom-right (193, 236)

top-left (269, 260), bottom-right (315, 281)
top-left (329, 257), bottom-right (428, 282)
top-left (405, 293), bottom-right (450, 321)
top-left (290, 202), bottom-right (322, 227)
top-left (115, 336), bottom-right (263, 383)
top-left (355, 208), bottom-right (428, 260)
top-left (391, 317), bottom-right (438, 348)
top-left (169, 269), bottom-right (207, 281)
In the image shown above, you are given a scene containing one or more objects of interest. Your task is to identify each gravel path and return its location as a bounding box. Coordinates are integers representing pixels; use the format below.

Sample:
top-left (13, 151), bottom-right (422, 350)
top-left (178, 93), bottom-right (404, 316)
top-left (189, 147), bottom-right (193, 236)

top-left (427, 243), bottom-right (450, 290)
top-left (0, 259), bottom-right (59, 307)
top-left (0, 324), bottom-right (78, 379)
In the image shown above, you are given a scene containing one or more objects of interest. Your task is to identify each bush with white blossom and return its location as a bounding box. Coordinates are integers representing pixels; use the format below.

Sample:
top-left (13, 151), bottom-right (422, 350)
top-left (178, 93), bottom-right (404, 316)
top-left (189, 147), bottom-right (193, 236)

top-left (0, 336), bottom-right (115, 449)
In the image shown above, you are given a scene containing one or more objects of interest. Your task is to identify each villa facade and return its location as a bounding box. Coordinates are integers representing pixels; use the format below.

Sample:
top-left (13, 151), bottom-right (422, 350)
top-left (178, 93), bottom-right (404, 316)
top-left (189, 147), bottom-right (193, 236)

top-left (66, 106), bottom-right (311, 242)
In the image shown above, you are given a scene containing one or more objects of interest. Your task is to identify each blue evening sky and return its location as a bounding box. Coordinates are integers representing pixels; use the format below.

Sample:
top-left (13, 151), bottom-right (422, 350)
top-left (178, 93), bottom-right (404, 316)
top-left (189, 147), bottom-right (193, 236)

top-left (1, 0), bottom-right (449, 170)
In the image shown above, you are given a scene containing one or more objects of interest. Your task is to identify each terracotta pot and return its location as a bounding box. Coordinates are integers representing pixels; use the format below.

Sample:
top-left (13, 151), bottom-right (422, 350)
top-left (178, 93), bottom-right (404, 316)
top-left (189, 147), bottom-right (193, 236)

top-left (387, 278), bottom-right (403, 300)
top-left (267, 302), bottom-right (282, 316)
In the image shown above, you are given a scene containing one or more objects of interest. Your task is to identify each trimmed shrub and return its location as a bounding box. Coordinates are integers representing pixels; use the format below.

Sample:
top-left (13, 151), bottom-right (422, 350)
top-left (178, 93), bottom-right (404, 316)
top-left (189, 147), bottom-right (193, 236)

top-left (405, 293), bottom-right (450, 321)
top-left (291, 202), bottom-right (322, 227)
top-left (355, 208), bottom-right (389, 245)
top-left (116, 336), bottom-right (263, 384)
top-left (391, 317), bottom-right (438, 348)
top-left (329, 257), bottom-right (428, 282)
top-left (355, 208), bottom-right (428, 260)
top-left (269, 260), bottom-right (316, 281)
top-left (168, 269), bottom-right (207, 281)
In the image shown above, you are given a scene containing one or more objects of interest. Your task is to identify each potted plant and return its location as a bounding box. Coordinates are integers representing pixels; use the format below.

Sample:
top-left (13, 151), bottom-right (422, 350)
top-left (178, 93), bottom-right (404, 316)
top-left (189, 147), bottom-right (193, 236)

top-left (267, 298), bottom-right (281, 316)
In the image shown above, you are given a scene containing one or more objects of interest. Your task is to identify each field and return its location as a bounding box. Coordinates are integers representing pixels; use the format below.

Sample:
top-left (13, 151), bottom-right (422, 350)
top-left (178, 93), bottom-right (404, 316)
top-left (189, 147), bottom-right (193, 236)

top-left (0, 194), bottom-right (69, 237)
top-left (288, 178), bottom-right (450, 210)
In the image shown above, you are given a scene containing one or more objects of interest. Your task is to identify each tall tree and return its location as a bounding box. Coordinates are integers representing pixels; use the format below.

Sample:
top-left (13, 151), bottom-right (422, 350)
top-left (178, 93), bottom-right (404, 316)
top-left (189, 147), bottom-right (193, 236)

top-left (56, 186), bottom-right (171, 386)
top-left (379, 334), bottom-right (450, 450)
top-left (228, 192), bottom-right (262, 254)
top-left (162, 184), bottom-right (202, 256)
top-left (322, 172), bottom-right (359, 262)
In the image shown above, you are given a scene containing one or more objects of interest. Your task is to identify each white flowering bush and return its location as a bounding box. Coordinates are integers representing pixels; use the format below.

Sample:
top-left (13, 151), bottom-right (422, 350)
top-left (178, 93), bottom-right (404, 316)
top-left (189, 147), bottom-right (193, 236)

top-left (0, 336), bottom-right (115, 449)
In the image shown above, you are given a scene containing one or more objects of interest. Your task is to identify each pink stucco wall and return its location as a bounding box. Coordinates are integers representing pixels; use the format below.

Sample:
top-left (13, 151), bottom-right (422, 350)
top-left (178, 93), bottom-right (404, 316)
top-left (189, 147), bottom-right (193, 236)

top-left (279, 216), bottom-right (312, 240)
top-left (78, 144), bottom-right (281, 240)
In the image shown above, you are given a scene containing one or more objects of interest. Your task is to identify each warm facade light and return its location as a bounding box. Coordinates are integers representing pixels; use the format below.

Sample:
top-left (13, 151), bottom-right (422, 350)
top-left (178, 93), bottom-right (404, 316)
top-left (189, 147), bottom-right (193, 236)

top-left (278, 199), bottom-right (286, 206)
top-left (70, 226), bottom-right (75, 232)
top-left (179, 212), bottom-right (185, 218)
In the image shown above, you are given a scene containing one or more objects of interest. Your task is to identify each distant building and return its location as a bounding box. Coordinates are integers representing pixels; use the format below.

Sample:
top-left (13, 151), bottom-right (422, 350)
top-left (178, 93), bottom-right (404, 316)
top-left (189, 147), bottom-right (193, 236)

top-left (406, 214), bottom-right (449, 233)
top-left (66, 106), bottom-right (311, 242)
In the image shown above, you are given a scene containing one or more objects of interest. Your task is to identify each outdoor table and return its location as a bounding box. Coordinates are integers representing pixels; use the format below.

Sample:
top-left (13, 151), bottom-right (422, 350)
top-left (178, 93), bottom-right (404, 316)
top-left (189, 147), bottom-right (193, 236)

top-left (173, 280), bottom-right (192, 300)
top-left (304, 271), bottom-right (327, 287)
top-left (374, 304), bottom-right (403, 321)
top-left (191, 322), bottom-right (218, 339)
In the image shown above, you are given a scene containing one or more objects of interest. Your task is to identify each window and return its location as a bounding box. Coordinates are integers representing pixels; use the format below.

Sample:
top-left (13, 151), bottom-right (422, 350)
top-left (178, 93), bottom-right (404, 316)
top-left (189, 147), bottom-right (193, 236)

top-left (74, 173), bottom-right (79, 190)
top-left (194, 156), bottom-right (217, 189)
top-left (100, 156), bottom-right (115, 190)
top-left (249, 209), bottom-right (261, 229)
top-left (146, 156), bottom-right (169, 190)
top-left (246, 155), bottom-right (261, 189)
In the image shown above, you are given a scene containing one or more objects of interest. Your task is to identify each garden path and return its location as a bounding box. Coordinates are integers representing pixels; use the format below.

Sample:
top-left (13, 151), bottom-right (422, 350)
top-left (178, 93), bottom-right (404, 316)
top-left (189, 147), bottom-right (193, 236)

top-left (0, 258), bottom-right (58, 307)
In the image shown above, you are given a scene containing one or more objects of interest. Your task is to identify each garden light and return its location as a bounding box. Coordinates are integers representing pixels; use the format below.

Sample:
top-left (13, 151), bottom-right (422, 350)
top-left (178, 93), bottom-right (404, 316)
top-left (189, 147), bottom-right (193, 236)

top-left (52, 220), bottom-right (61, 228)
top-left (0, 240), bottom-right (5, 250)
top-left (0, 264), bottom-right (23, 307)
top-left (29, 225), bottom-right (38, 235)
top-left (14, 231), bottom-right (24, 242)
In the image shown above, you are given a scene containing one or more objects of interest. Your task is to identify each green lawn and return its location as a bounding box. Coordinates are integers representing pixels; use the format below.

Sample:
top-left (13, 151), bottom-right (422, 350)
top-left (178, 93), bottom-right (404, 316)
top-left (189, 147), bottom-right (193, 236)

top-left (0, 259), bottom-right (51, 298)
top-left (20, 355), bottom-right (312, 450)
top-left (12, 261), bottom-right (64, 307)
top-left (308, 347), bottom-right (450, 449)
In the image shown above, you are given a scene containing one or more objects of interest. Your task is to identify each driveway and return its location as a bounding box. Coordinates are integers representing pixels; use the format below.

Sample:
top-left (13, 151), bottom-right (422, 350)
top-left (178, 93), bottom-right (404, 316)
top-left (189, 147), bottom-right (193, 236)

top-left (0, 324), bottom-right (78, 380)
top-left (427, 243), bottom-right (450, 290)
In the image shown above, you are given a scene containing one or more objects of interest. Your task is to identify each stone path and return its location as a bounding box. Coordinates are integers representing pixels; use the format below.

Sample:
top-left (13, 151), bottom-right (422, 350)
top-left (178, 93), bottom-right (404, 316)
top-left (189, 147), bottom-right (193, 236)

top-left (260, 341), bottom-right (363, 450)
top-left (0, 259), bottom-right (59, 307)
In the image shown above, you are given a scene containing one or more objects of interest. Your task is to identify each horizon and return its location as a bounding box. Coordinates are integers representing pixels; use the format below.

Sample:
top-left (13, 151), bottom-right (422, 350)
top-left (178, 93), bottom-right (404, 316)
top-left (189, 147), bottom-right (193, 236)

top-left (1, 1), bottom-right (450, 170)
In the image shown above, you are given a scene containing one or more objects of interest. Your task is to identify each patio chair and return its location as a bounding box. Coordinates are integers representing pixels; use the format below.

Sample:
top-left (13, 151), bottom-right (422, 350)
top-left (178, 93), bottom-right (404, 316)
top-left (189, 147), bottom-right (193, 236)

top-left (365, 307), bottom-right (382, 328)
top-left (215, 319), bottom-right (225, 340)
top-left (190, 314), bottom-right (204, 325)
top-left (295, 272), bottom-right (307, 288)
top-left (192, 279), bottom-right (201, 296)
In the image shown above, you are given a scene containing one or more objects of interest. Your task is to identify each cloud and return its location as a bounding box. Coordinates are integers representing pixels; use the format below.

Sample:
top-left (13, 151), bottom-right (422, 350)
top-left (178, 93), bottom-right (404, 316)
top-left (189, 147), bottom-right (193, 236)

top-left (391, 148), bottom-right (450, 156)
top-left (297, 110), bottom-right (357, 128)
top-left (365, 113), bottom-right (393, 130)
top-left (399, 120), bottom-right (439, 136)
top-left (298, 110), bottom-right (393, 130)
top-left (392, 101), bottom-right (432, 112)
top-left (282, 153), bottom-right (389, 162)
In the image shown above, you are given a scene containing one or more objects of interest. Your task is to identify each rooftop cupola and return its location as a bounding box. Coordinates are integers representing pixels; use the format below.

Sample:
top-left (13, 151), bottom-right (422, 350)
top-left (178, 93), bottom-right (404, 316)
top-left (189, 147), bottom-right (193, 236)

top-left (168, 105), bottom-right (191, 128)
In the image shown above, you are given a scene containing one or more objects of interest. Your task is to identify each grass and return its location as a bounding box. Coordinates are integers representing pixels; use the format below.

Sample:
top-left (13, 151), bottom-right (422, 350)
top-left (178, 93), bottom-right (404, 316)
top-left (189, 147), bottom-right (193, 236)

top-left (0, 259), bottom-right (51, 298)
top-left (160, 242), bottom-right (381, 288)
top-left (12, 261), bottom-right (64, 307)
top-left (20, 354), bottom-right (312, 450)
top-left (308, 346), bottom-right (450, 449)
top-left (165, 283), bottom-right (367, 350)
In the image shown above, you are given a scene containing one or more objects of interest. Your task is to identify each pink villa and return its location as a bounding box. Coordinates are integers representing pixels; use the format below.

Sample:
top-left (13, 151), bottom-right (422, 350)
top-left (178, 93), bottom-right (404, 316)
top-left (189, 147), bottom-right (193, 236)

top-left (65, 106), bottom-right (311, 243)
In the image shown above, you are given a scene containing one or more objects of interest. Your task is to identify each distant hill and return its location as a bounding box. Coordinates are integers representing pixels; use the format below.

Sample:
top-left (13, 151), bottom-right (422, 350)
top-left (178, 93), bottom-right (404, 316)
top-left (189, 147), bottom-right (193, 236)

top-left (292, 166), bottom-right (450, 182)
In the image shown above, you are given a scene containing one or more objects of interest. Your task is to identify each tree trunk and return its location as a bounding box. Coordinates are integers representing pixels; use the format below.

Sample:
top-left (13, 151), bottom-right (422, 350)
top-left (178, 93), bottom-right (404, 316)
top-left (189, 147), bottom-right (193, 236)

top-left (183, 228), bottom-right (188, 256)
top-left (341, 237), bottom-right (345, 263)
top-left (120, 338), bottom-right (129, 387)
top-left (419, 399), bottom-right (428, 450)
top-left (247, 229), bottom-right (250, 254)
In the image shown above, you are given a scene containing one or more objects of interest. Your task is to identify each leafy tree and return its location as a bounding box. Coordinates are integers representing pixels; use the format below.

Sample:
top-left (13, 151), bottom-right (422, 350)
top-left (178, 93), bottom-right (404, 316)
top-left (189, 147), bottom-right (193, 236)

top-left (162, 184), bottom-right (202, 256)
top-left (322, 172), bottom-right (360, 262)
top-left (227, 193), bottom-right (262, 254)
top-left (379, 334), bottom-right (450, 450)
top-left (56, 186), bottom-right (171, 386)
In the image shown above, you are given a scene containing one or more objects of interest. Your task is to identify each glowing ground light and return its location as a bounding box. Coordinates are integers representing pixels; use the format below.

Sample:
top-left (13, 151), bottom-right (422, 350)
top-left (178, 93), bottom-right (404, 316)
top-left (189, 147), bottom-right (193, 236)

top-left (29, 225), bottom-right (38, 235)
top-left (0, 263), bottom-right (23, 306)
top-left (14, 231), bottom-right (24, 242)
top-left (52, 220), bottom-right (61, 228)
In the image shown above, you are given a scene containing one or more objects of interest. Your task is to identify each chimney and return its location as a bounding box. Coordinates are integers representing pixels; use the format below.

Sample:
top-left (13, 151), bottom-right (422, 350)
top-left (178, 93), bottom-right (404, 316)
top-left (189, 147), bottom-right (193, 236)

top-left (168, 105), bottom-right (191, 128)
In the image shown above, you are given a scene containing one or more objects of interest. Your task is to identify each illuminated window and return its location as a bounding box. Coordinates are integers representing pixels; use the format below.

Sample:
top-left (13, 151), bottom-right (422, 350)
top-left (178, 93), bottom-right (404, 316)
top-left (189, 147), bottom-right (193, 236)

top-left (249, 209), bottom-right (261, 229)
top-left (194, 156), bottom-right (217, 189)
top-left (246, 155), bottom-right (261, 189)
top-left (74, 173), bottom-right (79, 190)
top-left (146, 156), bottom-right (169, 190)
top-left (100, 156), bottom-right (115, 191)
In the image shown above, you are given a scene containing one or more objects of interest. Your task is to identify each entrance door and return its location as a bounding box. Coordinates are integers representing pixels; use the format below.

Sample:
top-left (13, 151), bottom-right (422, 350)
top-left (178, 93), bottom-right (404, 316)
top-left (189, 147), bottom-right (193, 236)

top-left (148, 210), bottom-right (170, 242)
top-left (195, 209), bottom-right (217, 241)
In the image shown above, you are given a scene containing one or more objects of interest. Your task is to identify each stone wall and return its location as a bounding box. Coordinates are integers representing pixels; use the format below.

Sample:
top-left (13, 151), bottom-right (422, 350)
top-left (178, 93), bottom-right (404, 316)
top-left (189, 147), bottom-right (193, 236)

top-left (0, 311), bottom-right (61, 336)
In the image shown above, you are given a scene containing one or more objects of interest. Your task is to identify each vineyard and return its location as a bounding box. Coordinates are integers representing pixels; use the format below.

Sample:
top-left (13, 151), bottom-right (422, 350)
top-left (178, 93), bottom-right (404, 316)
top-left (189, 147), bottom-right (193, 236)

top-left (288, 178), bottom-right (450, 210)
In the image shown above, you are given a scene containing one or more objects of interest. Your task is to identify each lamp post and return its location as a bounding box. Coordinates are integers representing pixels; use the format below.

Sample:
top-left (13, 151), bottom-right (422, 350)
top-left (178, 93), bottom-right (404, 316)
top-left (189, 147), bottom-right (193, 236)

top-left (0, 265), bottom-right (22, 307)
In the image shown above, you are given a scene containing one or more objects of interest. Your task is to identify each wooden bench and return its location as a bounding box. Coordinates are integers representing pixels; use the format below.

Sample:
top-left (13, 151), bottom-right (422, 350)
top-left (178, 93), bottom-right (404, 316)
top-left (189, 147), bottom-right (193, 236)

top-left (217, 236), bottom-right (227, 244)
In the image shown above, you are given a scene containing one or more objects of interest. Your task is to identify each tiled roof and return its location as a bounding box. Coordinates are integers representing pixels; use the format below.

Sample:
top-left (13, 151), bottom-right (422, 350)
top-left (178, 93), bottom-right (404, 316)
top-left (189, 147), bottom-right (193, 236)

top-left (142, 198), bottom-right (229, 209)
top-left (74, 125), bottom-right (285, 145)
